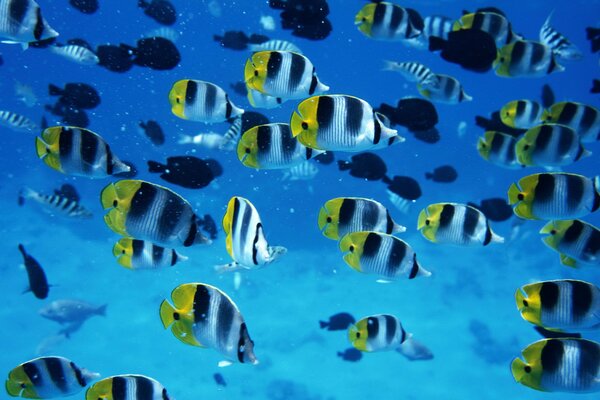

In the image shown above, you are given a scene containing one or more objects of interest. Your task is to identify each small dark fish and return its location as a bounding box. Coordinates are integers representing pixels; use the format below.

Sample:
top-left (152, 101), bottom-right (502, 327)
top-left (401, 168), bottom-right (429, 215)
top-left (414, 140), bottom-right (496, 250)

top-left (127, 37), bottom-right (181, 70)
top-left (214, 31), bottom-right (249, 50)
top-left (18, 245), bottom-right (49, 299)
top-left (241, 111), bottom-right (270, 132)
top-left (377, 98), bottom-right (438, 132)
top-left (270, 0), bottom-right (333, 40)
top-left (147, 156), bottom-right (220, 189)
top-left (314, 151), bottom-right (334, 165)
top-left (45, 102), bottom-right (90, 128)
top-left (48, 83), bottom-right (100, 109)
top-left (337, 348), bottom-right (363, 362)
top-left (230, 81), bottom-right (248, 97)
top-left (139, 120), bottom-right (165, 146)
top-left (54, 184), bottom-right (80, 203)
top-left (387, 176), bottom-right (422, 201)
top-left (474, 111), bottom-right (526, 137)
top-left (425, 165), bottom-right (457, 183)
top-left (96, 44), bottom-right (134, 72)
top-left (586, 27), bottom-right (600, 53)
top-left (197, 214), bottom-right (218, 240)
top-left (534, 326), bottom-right (581, 339)
top-left (429, 29), bottom-right (497, 73)
top-left (69, 0), bottom-right (99, 14)
top-left (114, 161), bottom-right (138, 178)
top-left (337, 153), bottom-right (389, 182)
top-left (138, 0), bottom-right (176, 26)
top-left (319, 312), bottom-right (355, 331)
top-left (591, 79), bottom-right (600, 94)
top-left (541, 84), bottom-right (555, 108)
top-left (213, 373), bottom-right (227, 387)
top-left (468, 198), bottom-right (513, 222)
top-left (412, 128), bottom-right (440, 144)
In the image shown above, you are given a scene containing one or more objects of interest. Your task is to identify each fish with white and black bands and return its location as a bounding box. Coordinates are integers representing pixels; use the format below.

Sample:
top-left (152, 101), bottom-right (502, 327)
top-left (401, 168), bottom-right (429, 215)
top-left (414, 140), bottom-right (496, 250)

top-left (169, 79), bottom-right (244, 123)
top-left (112, 238), bottom-right (188, 270)
top-left (495, 40), bottom-right (564, 78)
top-left (35, 126), bottom-right (130, 178)
top-left (453, 11), bottom-right (519, 47)
top-left (540, 219), bottom-right (600, 268)
top-left (291, 94), bottom-right (403, 152)
top-left (49, 44), bottom-right (99, 65)
top-left (5, 356), bottom-right (98, 399)
top-left (101, 179), bottom-right (211, 247)
top-left (217, 196), bottom-right (286, 272)
top-left (515, 124), bottom-right (590, 167)
top-left (244, 50), bottom-right (329, 100)
top-left (477, 131), bottom-right (520, 169)
top-left (500, 100), bottom-right (545, 129)
top-left (18, 187), bottom-right (92, 218)
top-left (417, 73), bottom-right (472, 104)
top-left (354, 2), bottom-right (421, 41)
top-left (248, 39), bottom-right (301, 54)
top-left (339, 231), bottom-right (431, 281)
top-left (17, 244), bottom-right (49, 299)
top-left (383, 61), bottom-right (439, 88)
top-left (0, 0), bottom-right (59, 45)
top-left (159, 282), bottom-right (259, 366)
top-left (237, 123), bottom-right (324, 169)
top-left (542, 101), bottom-right (600, 143)
top-left (85, 374), bottom-right (171, 400)
top-left (511, 338), bottom-right (600, 393)
top-left (417, 203), bottom-right (504, 246)
top-left (0, 110), bottom-right (37, 131)
top-left (539, 13), bottom-right (582, 61)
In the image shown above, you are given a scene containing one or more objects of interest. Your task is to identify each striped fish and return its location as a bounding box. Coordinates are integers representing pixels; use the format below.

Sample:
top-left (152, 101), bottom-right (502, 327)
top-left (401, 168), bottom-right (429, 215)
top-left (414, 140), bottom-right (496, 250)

top-left (169, 79), bottom-right (244, 123)
top-left (248, 39), bottom-right (302, 54)
top-left (515, 124), bottom-right (589, 167)
top-left (85, 374), bottom-right (171, 400)
top-left (423, 15), bottom-right (453, 40)
top-left (540, 219), bottom-right (600, 267)
top-left (281, 160), bottom-right (319, 181)
top-left (35, 126), bottom-right (130, 178)
top-left (417, 73), bottom-right (471, 104)
top-left (112, 238), bottom-right (188, 270)
top-left (18, 187), bottom-right (92, 218)
top-left (417, 203), bottom-right (504, 246)
top-left (6, 356), bottom-right (98, 399)
top-left (0, 0), bottom-right (58, 44)
top-left (218, 196), bottom-right (286, 272)
top-left (339, 231), bottom-right (431, 280)
top-left (291, 94), bottom-right (403, 152)
top-left (50, 45), bottom-right (99, 65)
top-left (349, 314), bottom-right (408, 352)
top-left (477, 131), bottom-right (521, 169)
top-left (244, 50), bottom-right (329, 100)
top-left (542, 101), bottom-right (600, 143)
top-left (237, 123), bottom-right (323, 169)
top-left (0, 110), bottom-right (37, 131)
top-left (159, 282), bottom-right (259, 365)
top-left (500, 100), bottom-right (545, 129)
top-left (453, 11), bottom-right (518, 47)
top-left (145, 26), bottom-right (180, 42)
top-left (539, 13), bottom-right (583, 60)
top-left (383, 61), bottom-right (439, 88)
top-left (495, 40), bottom-right (564, 78)
top-left (508, 173), bottom-right (600, 220)
top-left (219, 117), bottom-right (242, 151)
top-left (355, 2), bottom-right (421, 41)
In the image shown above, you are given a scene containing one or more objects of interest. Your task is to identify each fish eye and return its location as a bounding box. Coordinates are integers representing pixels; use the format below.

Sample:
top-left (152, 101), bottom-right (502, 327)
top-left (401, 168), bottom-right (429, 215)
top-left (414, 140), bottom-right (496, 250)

top-left (500, 57), bottom-right (505, 62)
top-left (20, 383), bottom-right (26, 389)
top-left (176, 97), bottom-right (180, 104)
top-left (122, 250), bottom-right (126, 254)
top-left (173, 312), bottom-right (180, 320)
top-left (301, 122), bottom-right (309, 130)
top-left (550, 230), bottom-right (556, 235)
top-left (522, 299), bottom-right (528, 307)
top-left (524, 365), bottom-right (532, 373)
top-left (112, 200), bottom-right (118, 207)
top-left (523, 145), bottom-right (530, 151)
top-left (254, 70), bottom-right (258, 77)
top-left (326, 217), bottom-right (332, 223)
top-left (425, 219), bottom-right (430, 226)
top-left (356, 332), bottom-right (361, 338)
top-left (245, 148), bottom-right (251, 154)
top-left (517, 193), bottom-right (524, 201)
top-left (349, 245), bottom-right (355, 252)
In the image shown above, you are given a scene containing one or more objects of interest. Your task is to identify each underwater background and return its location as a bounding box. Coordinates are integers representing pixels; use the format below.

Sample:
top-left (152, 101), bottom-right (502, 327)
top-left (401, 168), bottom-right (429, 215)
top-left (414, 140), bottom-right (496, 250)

top-left (1, 0), bottom-right (600, 399)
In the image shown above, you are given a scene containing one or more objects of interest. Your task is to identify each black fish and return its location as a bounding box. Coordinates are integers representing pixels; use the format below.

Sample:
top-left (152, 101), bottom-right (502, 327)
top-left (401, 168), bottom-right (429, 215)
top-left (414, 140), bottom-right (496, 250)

top-left (139, 120), bottom-right (165, 146)
top-left (69, 0), bottom-right (99, 14)
top-left (412, 128), bottom-right (440, 144)
top-left (127, 37), bottom-right (181, 70)
top-left (314, 151), bottom-right (334, 165)
top-left (425, 165), bottom-right (457, 183)
top-left (270, 0), bottom-right (333, 40)
top-left (591, 79), bottom-right (600, 94)
top-left (230, 81), bottom-right (248, 97)
top-left (214, 31), bottom-right (251, 50)
top-left (45, 102), bottom-right (90, 128)
top-left (586, 27), bottom-right (600, 53)
top-left (468, 198), bottom-right (513, 222)
top-left (96, 44), bottom-right (134, 72)
top-left (429, 29), bottom-right (497, 73)
top-left (387, 176), bottom-right (422, 201)
top-left (54, 184), bottom-right (80, 203)
top-left (534, 326), bottom-right (581, 339)
top-left (474, 111), bottom-right (526, 137)
top-left (197, 214), bottom-right (218, 240)
top-left (377, 98), bottom-right (438, 132)
top-left (27, 37), bottom-right (57, 49)
top-left (337, 348), bottom-right (362, 362)
top-left (241, 111), bottom-right (270, 132)
top-left (338, 153), bottom-right (389, 182)
top-left (541, 84), bottom-right (555, 108)
top-left (319, 312), bottom-right (355, 331)
top-left (18, 245), bottom-right (49, 300)
top-left (114, 161), bottom-right (138, 178)
top-left (139, 0), bottom-right (176, 26)
top-left (213, 373), bottom-right (227, 387)
top-left (147, 156), bottom-right (220, 189)
top-left (49, 83), bottom-right (100, 109)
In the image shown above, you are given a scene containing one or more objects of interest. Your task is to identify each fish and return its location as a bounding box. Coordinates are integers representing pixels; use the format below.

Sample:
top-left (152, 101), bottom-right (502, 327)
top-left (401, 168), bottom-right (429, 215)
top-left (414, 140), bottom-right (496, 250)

top-left (35, 126), bottom-right (130, 178)
top-left (337, 152), bottom-right (390, 182)
top-left (14, 81), bottom-right (37, 107)
top-left (339, 231), bottom-right (431, 280)
top-left (541, 84), bottom-right (555, 108)
top-left (96, 43), bottom-right (134, 72)
top-left (383, 61), bottom-right (439, 88)
top-left (422, 15), bottom-right (453, 40)
top-left (591, 79), bottom-right (600, 94)
top-left (508, 173), bottom-right (600, 220)
top-left (246, 87), bottom-right (285, 109)
top-left (6, 356), bottom-right (98, 399)
top-left (281, 160), bottom-right (319, 181)
top-left (69, 0), bottom-right (98, 14)
top-left (540, 219), bottom-right (600, 267)
top-left (318, 197), bottom-right (406, 240)
top-left (169, 79), bottom-right (244, 123)
top-left (429, 28), bottom-right (497, 72)
top-left (213, 373), bottom-right (227, 387)
top-left (387, 190), bottom-right (414, 214)
top-left (237, 123), bottom-right (323, 169)
top-left (500, 100), bottom-right (545, 129)
top-left (147, 156), bottom-right (222, 189)
top-left (244, 51), bottom-right (329, 100)
top-left (468, 198), bottom-right (513, 222)
top-left (213, 31), bottom-right (265, 51)
top-left (126, 36), bottom-right (181, 70)
top-left (54, 183), bottom-right (80, 202)
top-left (515, 124), bottom-right (590, 167)
top-left (112, 238), bottom-right (188, 270)
top-left (248, 39), bottom-right (301, 54)
top-left (539, 12), bottom-right (582, 60)
top-left (0, 0), bottom-right (58, 45)
top-left (475, 111), bottom-right (526, 136)
top-left (397, 337), bottom-right (434, 361)
top-left (39, 299), bottom-right (106, 337)
top-left (291, 95), bottom-right (402, 152)
top-left (516, 279), bottom-right (600, 331)
top-left (17, 244), bottom-right (49, 300)
top-left (85, 375), bottom-right (171, 400)
top-left (48, 83), bottom-right (100, 109)
top-left (178, 132), bottom-right (224, 148)
top-left (453, 11), bottom-right (518, 47)
top-left (18, 187), bottom-right (92, 219)
top-left (417, 203), bottom-right (504, 246)
top-left (0, 110), bottom-right (37, 131)
top-left (495, 40), bottom-right (564, 78)
top-left (46, 104), bottom-right (89, 128)
top-left (100, 179), bottom-right (211, 247)
top-left (417, 74), bottom-right (472, 104)
top-left (386, 175), bottom-right (422, 201)
top-left (541, 101), bottom-right (600, 143)
top-left (197, 214), bottom-right (218, 240)
top-left (355, 2), bottom-right (421, 41)
top-left (314, 151), bottom-right (334, 165)
top-left (376, 98), bottom-right (438, 132)
top-left (476, 130), bottom-right (520, 169)
top-left (349, 314), bottom-right (415, 352)
top-left (337, 348), bottom-right (363, 362)
top-left (159, 282), bottom-right (259, 365)
top-left (50, 44), bottom-right (99, 65)
top-left (138, 0), bottom-right (176, 25)
top-left (217, 196), bottom-right (286, 272)
top-left (259, 14), bottom-right (275, 31)
top-left (138, 120), bottom-right (165, 146)
top-left (268, 0), bottom-right (332, 40)
top-left (511, 338), bottom-right (600, 393)
top-left (219, 117), bottom-right (243, 151)
top-left (425, 165), bottom-right (457, 183)
top-left (319, 312), bottom-right (356, 331)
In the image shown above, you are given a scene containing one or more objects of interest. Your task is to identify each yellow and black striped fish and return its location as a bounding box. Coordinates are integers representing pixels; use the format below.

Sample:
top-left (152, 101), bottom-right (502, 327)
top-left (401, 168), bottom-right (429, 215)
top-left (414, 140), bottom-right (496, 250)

top-left (477, 131), bottom-right (520, 169)
top-left (511, 338), bottom-right (600, 393)
top-left (515, 124), bottom-right (589, 167)
top-left (112, 238), bottom-right (188, 270)
top-left (508, 173), bottom-right (600, 220)
top-left (291, 94), bottom-right (403, 152)
top-left (318, 197), bottom-right (406, 240)
top-left (500, 100), bottom-right (545, 129)
top-left (169, 79), bottom-right (243, 123)
top-left (35, 126), bottom-right (130, 178)
top-left (542, 101), bottom-right (600, 143)
top-left (18, 187), bottom-right (92, 219)
top-left (85, 374), bottom-right (171, 400)
top-left (348, 314), bottom-right (408, 352)
top-left (101, 180), bottom-right (211, 247)
top-left (159, 282), bottom-right (259, 365)
top-left (453, 11), bottom-right (518, 47)
top-left (417, 203), bottom-right (504, 246)
top-left (0, 0), bottom-right (58, 44)
top-left (355, 2), bottom-right (421, 41)
top-left (540, 219), bottom-right (600, 268)
top-left (495, 40), bottom-right (564, 78)
top-left (5, 356), bottom-right (98, 399)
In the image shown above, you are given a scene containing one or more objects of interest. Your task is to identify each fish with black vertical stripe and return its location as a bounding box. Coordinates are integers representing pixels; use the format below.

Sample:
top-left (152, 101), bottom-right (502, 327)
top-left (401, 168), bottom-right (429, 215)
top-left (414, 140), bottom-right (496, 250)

top-left (417, 203), bottom-right (504, 246)
top-left (5, 356), bottom-right (98, 398)
top-left (515, 124), bottom-right (590, 167)
top-left (453, 11), bottom-right (519, 47)
top-left (477, 131), bottom-right (520, 169)
top-left (112, 238), bottom-right (188, 270)
top-left (500, 100), bottom-right (545, 129)
top-left (542, 101), bottom-right (600, 143)
top-left (0, 0), bottom-right (59, 45)
top-left (159, 282), bottom-right (259, 366)
top-left (495, 40), bottom-right (564, 78)
top-left (85, 374), bottom-right (170, 400)
top-left (354, 2), bottom-right (421, 41)
top-left (539, 12), bottom-right (582, 61)
top-left (18, 187), bottom-right (92, 219)
top-left (169, 79), bottom-right (244, 123)
top-left (540, 219), bottom-right (600, 267)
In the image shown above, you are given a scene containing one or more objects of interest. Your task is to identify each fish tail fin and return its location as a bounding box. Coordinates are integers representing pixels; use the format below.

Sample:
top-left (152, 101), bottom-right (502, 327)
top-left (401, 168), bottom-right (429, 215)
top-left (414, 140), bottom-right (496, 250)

top-left (159, 300), bottom-right (176, 328)
top-left (147, 160), bottom-right (166, 173)
top-left (48, 84), bottom-right (63, 96)
top-left (337, 160), bottom-right (352, 171)
top-left (382, 60), bottom-right (397, 71)
top-left (319, 321), bottom-right (328, 329)
top-left (177, 134), bottom-right (194, 144)
top-left (428, 36), bottom-right (446, 52)
top-left (97, 304), bottom-right (108, 316)
top-left (17, 244), bottom-right (27, 258)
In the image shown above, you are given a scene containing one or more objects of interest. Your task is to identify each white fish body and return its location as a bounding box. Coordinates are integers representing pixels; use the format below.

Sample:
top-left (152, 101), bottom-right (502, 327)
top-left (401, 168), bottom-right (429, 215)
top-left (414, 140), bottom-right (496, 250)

top-left (178, 132), bottom-right (225, 149)
top-left (50, 45), bottom-right (99, 65)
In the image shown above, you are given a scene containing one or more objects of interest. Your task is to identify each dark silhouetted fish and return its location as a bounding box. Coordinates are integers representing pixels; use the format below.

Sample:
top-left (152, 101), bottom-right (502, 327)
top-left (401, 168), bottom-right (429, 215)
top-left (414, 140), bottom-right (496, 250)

top-left (96, 44), bottom-right (134, 72)
top-left (429, 29), bottom-right (497, 72)
top-left (387, 176), bottom-right (422, 200)
top-left (269, 0), bottom-right (333, 40)
top-left (314, 151), bottom-right (334, 165)
top-left (337, 348), bottom-right (362, 362)
top-left (468, 198), bottom-right (513, 222)
top-left (197, 214), bottom-right (218, 240)
top-left (591, 79), bottom-right (600, 94)
top-left (27, 37), bottom-right (57, 49)
top-left (241, 111), bottom-right (270, 132)
top-left (319, 312), bottom-right (355, 331)
top-left (45, 102), bottom-right (90, 127)
top-left (114, 161), bottom-right (138, 178)
top-left (534, 326), bottom-right (581, 339)
top-left (213, 373), bottom-right (227, 387)
top-left (541, 84), bottom-right (555, 108)
top-left (230, 81), bottom-right (247, 97)
top-left (139, 120), bottom-right (165, 145)
top-left (425, 165), bottom-right (457, 183)
top-left (586, 27), bottom-right (600, 53)
top-left (378, 98), bottom-right (438, 132)
top-left (54, 184), bottom-right (80, 202)
top-left (126, 37), bottom-right (180, 70)
top-left (148, 156), bottom-right (221, 189)
top-left (18, 244), bottom-right (49, 299)
top-left (138, 0), bottom-right (176, 25)
top-left (474, 111), bottom-right (526, 137)
top-left (412, 128), bottom-right (440, 144)
top-left (214, 31), bottom-right (249, 50)
top-left (69, 0), bottom-right (98, 14)
top-left (48, 83), bottom-right (100, 109)
top-left (338, 153), bottom-right (390, 182)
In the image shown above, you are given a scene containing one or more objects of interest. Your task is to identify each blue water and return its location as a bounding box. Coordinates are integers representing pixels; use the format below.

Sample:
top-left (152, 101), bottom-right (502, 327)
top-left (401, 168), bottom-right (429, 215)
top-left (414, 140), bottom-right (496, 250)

top-left (1, 0), bottom-right (599, 399)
